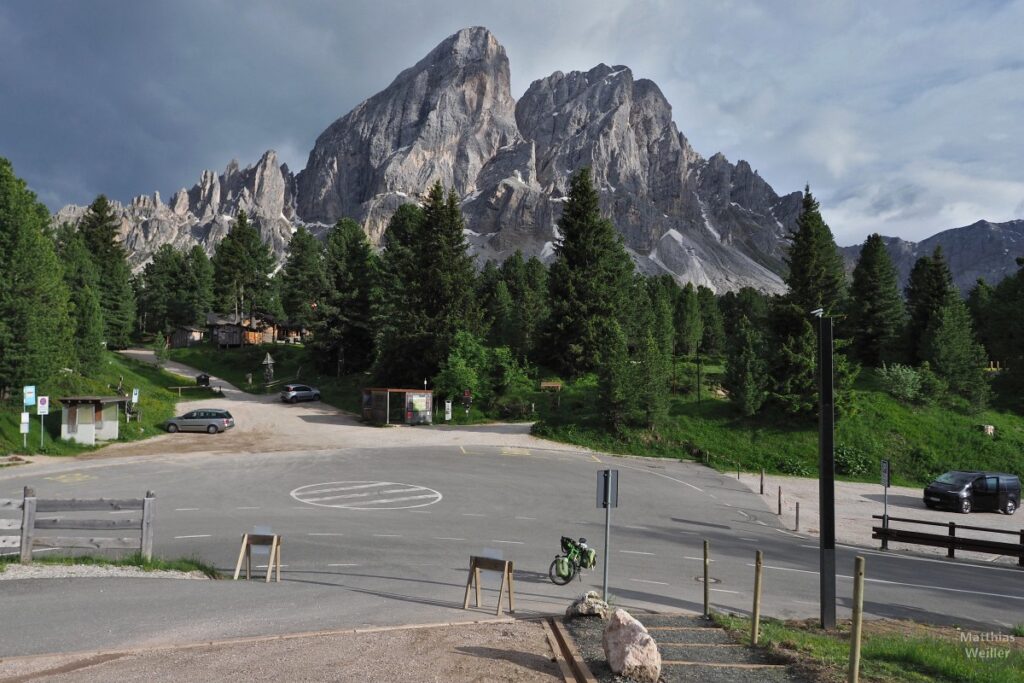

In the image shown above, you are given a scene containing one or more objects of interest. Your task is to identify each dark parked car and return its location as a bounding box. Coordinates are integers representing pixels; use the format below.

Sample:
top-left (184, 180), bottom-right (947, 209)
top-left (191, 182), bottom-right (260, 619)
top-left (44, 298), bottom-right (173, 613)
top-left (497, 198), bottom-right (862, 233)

top-left (165, 408), bottom-right (235, 434)
top-left (280, 384), bottom-right (320, 403)
top-left (923, 471), bottom-right (1019, 514)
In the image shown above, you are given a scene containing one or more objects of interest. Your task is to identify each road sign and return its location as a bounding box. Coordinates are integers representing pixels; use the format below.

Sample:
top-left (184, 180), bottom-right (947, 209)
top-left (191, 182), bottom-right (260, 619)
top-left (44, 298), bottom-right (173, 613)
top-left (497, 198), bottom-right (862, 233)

top-left (132, 388), bottom-right (139, 404)
top-left (262, 353), bottom-right (274, 366)
top-left (880, 459), bottom-right (891, 488)
top-left (21, 412), bottom-right (30, 425)
top-left (444, 400), bottom-right (452, 421)
top-left (23, 385), bottom-right (36, 407)
top-left (596, 469), bottom-right (619, 508)
top-left (37, 396), bottom-right (49, 416)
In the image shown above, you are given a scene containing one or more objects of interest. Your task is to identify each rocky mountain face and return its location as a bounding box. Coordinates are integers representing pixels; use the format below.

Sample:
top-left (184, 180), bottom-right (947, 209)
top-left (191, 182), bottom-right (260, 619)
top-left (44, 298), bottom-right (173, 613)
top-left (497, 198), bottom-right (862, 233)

top-left (56, 27), bottom-right (807, 292)
top-left (839, 219), bottom-right (1024, 294)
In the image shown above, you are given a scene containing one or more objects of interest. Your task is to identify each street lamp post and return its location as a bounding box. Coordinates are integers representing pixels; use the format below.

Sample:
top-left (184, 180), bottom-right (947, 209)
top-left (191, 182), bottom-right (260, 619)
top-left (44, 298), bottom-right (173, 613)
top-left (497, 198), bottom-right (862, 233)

top-left (814, 309), bottom-right (837, 629)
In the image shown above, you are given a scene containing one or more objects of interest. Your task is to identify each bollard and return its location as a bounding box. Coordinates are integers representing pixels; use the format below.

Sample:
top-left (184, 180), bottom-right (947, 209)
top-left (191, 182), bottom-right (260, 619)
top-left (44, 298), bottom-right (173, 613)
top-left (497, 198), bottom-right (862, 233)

top-left (848, 556), bottom-right (866, 683)
top-left (777, 486), bottom-right (782, 516)
top-left (760, 468), bottom-right (765, 495)
top-left (752, 550), bottom-right (764, 644)
top-left (796, 502), bottom-right (800, 532)
top-left (703, 539), bottom-right (710, 618)
top-left (737, 462), bottom-right (740, 480)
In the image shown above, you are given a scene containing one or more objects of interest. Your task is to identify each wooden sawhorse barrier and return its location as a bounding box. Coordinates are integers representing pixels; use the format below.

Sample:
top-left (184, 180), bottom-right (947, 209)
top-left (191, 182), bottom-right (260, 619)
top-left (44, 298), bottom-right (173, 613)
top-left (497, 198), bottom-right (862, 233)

top-left (233, 533), bottom-right (282, 582)
top-left (462, 555), bottom-right (515, 616)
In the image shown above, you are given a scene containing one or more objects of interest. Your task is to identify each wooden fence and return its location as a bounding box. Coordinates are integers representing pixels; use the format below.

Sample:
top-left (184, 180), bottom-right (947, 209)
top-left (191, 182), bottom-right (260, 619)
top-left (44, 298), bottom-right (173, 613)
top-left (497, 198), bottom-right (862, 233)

top-left (872, 514), bottom-right (1024, 566)
top-left (0, 488), bottom-right (155, 563)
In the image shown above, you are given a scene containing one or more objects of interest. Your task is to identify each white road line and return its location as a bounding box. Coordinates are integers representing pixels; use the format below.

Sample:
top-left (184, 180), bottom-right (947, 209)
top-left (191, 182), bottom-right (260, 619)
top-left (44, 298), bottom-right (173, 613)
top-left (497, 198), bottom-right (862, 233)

top-left (623, 525), bottom-right (647, 530)
top-left (710, 588), bottom-right (740, 594)
top-left (756, 521), bottom-right (767, 526)
top-left (358, 494), bottom-right (437, 506)
top-left (491, 540), bottom-right (524, 545)
top-left (620, 550), bottom-right (656, 556)
top-left (307, 533), bottom-right (345, 536)
top-left (739, 538), bottom-right (757, 542)
top-left (373, 534), bottom-right (402, 538)
top-left (515, 516), bottom-right (536, 520)
top-left (109, 511), bottom-right (133, 515)
top-left (630, 578), bottom-right (669, 585)
top-left (684, 556), bottom-right (715, 562)
top-left (613, 462), bottom-right (703, 492)
top-left (462, 513), bottom-right (486, 517)
top-left (408, 510), bottom-right (432, 514)
top-left (434, 537), bottom-right (465, 541)
top-left (834, 543), bottom-right (1024, 574)
top-left (174, 534), bottom-right (211, 539)
top-left (308, 487), bottom-right (425, 503)
top-left (174, 508), bottom-right (200, 511)
top-left (328, 563), bottom-right (359, 567)
top-left (236, 506), bottom-right (260, 510)
top-left (255, 564), bottom-right (289, 569)
top-left (303, 483), bottom-right (390, 496)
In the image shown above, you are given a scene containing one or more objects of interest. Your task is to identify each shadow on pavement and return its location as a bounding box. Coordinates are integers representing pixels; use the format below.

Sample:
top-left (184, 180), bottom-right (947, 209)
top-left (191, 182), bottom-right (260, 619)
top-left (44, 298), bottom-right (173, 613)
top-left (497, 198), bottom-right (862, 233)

top-left (454, 646), bottom-right (560, 676)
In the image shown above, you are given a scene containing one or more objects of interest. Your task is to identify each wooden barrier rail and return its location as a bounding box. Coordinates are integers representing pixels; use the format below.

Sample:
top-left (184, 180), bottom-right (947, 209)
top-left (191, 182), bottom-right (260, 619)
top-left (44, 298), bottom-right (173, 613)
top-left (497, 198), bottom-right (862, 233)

top-left (871, 515), bottom-right (1024, 566)
top-left (6, 488), bottom-right (155, 563)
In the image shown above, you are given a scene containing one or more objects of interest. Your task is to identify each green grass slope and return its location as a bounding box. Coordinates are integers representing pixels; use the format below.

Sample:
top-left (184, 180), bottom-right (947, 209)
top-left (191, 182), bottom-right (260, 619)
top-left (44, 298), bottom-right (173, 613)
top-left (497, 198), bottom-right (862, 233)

top-left (1, 352), bottom-right (217, 456)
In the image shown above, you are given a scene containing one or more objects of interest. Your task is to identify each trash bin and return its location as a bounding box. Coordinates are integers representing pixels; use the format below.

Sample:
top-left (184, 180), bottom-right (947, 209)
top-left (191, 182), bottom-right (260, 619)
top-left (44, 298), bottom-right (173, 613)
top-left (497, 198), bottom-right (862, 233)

top-left (196, 373), bottom-right (210, 387)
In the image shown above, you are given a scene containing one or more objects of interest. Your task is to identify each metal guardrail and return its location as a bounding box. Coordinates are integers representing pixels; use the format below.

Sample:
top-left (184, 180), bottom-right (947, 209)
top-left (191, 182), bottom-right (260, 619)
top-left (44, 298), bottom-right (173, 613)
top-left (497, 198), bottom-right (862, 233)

top-left (872, 514), bottom-right (1024, 566)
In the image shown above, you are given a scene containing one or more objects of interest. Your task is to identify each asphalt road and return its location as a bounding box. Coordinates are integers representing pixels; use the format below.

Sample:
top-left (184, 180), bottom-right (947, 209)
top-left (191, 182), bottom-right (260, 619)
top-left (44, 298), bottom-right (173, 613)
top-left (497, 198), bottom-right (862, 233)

top-left (2, 439), bottom-right (1023, 658)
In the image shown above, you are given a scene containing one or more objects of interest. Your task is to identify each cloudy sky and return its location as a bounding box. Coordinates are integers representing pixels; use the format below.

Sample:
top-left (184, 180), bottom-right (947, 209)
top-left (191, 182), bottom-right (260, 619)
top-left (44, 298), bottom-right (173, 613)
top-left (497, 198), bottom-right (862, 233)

top-left (2, 0), bottom-right (1021, 245)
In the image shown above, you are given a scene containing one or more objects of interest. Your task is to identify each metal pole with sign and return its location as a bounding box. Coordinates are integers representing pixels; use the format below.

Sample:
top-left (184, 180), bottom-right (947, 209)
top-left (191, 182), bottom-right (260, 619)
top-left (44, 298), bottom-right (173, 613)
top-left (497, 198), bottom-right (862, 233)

top-left (444, 400), bottom-right (452, 421)
top-left (20, 412), bottom-right (30, 449)
top-left (880, 459), bottom-right (891, 550)
top-left (815, 312), bottom-right (837, 630)
top-left (132, 388), bottom-right (140, 423)
top-left (37, 396), bottom-right (49, 448)
top-left (597, 469), bottom-right (619, 602)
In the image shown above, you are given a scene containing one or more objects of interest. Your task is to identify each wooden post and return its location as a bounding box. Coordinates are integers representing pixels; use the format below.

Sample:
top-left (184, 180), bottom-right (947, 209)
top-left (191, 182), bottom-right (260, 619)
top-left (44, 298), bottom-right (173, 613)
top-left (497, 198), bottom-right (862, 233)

top-left (777, 487), bottom-right (782, 516)
top-left (20, 487), bottom-right (36, 564)
top-left (795, 502), bottom-right (800, 532)
top-left (848, 556), bottom-right (866, 683)
top-left (233, 533), bottom-right (250, 580)
top-left (140, 490), bottom-right (155, 561)
top-left (760, 468), bottom-right (764, 495)
top-left (703, 539), bottom-right (710, 618)
top-left (752, 550), bottom-right (764, 645)
top-left (947, 522), bottom-right (956, 558)
top-left (266, 535), bottom-right (279, 583)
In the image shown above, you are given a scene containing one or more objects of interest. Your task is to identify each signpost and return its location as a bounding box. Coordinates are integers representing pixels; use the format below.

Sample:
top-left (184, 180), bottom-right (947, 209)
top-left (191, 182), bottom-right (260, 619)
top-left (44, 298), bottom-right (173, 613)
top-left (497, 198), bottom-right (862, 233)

top-left (23, 385), bottom-right (36, 407)
top-left (444, 400), bottom-right (452, 421)
top-left (880, 459), bottom-right (891, 550)
top-left (37, 396), bottom-right (49, 448)
top-left (132, 388), bottom-right (139, 404)
top-left (596, 469), bottom-right (619, 602)
top-left (20, 412), bottom-right (30, 449)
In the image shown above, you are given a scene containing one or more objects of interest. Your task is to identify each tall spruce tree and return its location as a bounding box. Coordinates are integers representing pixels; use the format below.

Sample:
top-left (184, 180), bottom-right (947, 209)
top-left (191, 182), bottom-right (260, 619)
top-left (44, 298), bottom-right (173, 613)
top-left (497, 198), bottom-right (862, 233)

top-left (597, 319), bottom-right (632, 433)
top-left (966, 278), bottom-right (995, 360)
top-left (56, 225), bottom-right (105, 374)
top-left (904, 247), bottom-right (955, 364)
top-left (497, 251), bottom-right (548, 361)
top-left (140, 244), bottom-right (186, 333)
top-left (212, 210), bottom-right (274, 319)
top-left (310, 218), bottom-right (380, 374)
top-left (280, 226), bottom-right (326, 329)
top-left (921, 297), bottom-right (989, 408)
top-left (674, 282), bottom-right (702, 356)
top-left (784, 186), bottom-right (846, 314)
top-left (0, 157), bottom-right (73, 395)
top-left (723, 315), bottom-right (769, 416)
top-left (182, 245), bottom-right (214, 327)
top-left (546, 167), bottom-right (634, 377)
top-left (696, 286), bottom-right (725, 355)
top-left (78, 195), bottom-right (135, 347)
top-left (848, 233), bottom-right (905, 366)
top-left (721, 287), bottom-right (769, 338)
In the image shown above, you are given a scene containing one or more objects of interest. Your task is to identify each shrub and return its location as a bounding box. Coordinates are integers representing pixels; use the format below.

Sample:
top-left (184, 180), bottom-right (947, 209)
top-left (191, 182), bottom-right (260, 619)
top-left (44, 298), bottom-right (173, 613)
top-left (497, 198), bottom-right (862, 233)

top-left (835, 444), bottom-right (870, 476)
top-left (877, 363), bottom-right (922, 403)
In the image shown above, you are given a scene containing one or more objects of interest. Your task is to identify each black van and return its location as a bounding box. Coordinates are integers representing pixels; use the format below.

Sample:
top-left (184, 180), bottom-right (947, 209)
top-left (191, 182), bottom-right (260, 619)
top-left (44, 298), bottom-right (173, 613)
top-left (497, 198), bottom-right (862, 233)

top-left (923, 471), bottom-right (1020, 515)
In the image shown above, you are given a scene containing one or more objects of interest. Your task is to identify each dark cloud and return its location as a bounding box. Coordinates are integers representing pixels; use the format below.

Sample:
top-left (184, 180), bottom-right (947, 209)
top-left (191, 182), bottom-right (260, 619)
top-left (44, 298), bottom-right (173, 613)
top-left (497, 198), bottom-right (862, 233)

top-left (1, 0), bottom-right (1021, 243)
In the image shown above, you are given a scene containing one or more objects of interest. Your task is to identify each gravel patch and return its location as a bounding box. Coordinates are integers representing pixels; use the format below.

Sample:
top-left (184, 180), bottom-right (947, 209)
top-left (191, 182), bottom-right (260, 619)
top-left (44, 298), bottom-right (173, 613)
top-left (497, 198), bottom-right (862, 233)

top-left (0, 564), bottom-right (208, 581)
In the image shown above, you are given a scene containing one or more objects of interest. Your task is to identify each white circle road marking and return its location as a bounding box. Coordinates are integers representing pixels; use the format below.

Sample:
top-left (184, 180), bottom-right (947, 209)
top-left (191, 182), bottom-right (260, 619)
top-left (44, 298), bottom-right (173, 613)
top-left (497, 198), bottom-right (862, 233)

top-left (291, 481), bottom-right (443, 510)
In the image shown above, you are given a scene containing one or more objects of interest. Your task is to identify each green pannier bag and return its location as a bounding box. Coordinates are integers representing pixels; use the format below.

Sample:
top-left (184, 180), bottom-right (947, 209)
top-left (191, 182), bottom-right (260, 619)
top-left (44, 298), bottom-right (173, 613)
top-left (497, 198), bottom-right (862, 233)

top-left (583, 548), bottom-right (596, 569)
top-left (556, 556), bottom-right (571, 578)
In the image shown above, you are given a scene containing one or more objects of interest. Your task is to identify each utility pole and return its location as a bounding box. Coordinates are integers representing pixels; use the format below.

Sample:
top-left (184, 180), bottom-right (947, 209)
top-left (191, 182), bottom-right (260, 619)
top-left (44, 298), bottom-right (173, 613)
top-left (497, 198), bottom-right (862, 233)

top-left (815, 310), bottom-right (837, 629)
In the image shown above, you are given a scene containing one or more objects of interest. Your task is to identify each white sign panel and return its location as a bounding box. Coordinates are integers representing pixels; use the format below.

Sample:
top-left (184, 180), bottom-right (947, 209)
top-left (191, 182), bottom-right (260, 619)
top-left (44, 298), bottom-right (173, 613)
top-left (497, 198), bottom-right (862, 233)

top-left (880, 459), bottom-right (891, 488)
top-left (132, 388), bottom-right (139, 404)
top-left (37, 396), bottom-right (49, 416)
top-left (20, 412), bottom-right (30, 425)
top-left (444, 400), bottom-right (452, 421)
top-left (23, 385), bottom-right (36, 407)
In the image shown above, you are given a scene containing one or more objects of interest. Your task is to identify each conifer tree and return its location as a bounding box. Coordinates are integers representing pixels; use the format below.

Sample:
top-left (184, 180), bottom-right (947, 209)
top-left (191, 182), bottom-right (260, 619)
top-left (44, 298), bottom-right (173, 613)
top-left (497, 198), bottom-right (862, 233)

top-left (78, 195), bottom-right (135, 347)
top-left (784, 186), bottom-right (846, 314)
top-left (141, 244), bottom-right (186, 333)
top-left (597, 319), bottom-right (632, 433)
top-left (723, 316), bottom-right (769, 416)
top-left (673, 282), bottom-right (702, 356)
top-left (498, 251), bottom-right (548, 361)
top-left (311, 218), bottom-right (380, 374)
top-left (966, 278), bottom-right (995, 359)
top-left (212, 210), bottom-right (274, 319)
top-left (182, 245), bottom-right (214, 327)
top-left (696, 286), bottom-right (725, 355)
top-left (720, 287), bottom-right (769, 338)
top-left (921, 297), bottom-right (989, 408)
top-left (56, 225), bottom-right (105, 374)
top-left (637, 328), bottom-right (669, 430)
top-left (905, 247), bottom-right (955, 364)
top-left (280, 226), bottom-right (326, 329)
top-left (848, 233), bottom-right (905, 366)
top-left (547, 168), bottom-right (634, 376)
top-left (0, 157), bottom-right (73, 394)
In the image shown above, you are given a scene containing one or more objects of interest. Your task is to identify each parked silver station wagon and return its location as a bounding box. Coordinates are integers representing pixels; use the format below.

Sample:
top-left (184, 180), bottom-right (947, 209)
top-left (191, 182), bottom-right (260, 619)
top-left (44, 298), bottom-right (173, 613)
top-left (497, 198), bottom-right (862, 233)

top-left (165, 408), bottom-right (235, 434)
top-left (280, 384), bottom-right (321, 403)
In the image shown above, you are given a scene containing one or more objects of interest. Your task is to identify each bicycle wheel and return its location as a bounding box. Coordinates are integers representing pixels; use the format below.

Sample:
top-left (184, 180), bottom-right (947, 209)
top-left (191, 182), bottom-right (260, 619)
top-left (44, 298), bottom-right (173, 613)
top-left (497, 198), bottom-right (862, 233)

top-left (549, 557), bottom-right (576, 585)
